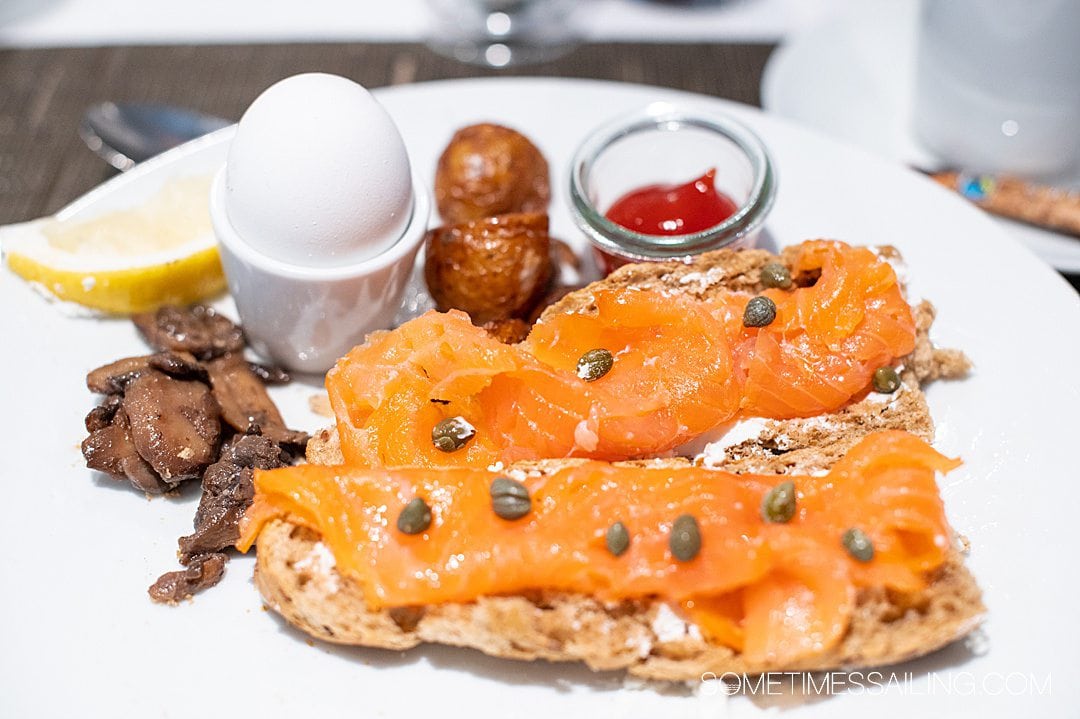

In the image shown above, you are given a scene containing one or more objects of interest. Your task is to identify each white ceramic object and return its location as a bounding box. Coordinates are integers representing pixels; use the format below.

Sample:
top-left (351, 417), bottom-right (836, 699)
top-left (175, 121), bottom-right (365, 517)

top-left (224, 73), bottom-right (415, 268)
top-left (211, 166), bottom-right (429, 373)
top-left (912, 0), bottom-right (1080, 178)
top-left (2, 78), bottom-right (1079, 718)
top-left (761, 0), bottom-right (1080, 273)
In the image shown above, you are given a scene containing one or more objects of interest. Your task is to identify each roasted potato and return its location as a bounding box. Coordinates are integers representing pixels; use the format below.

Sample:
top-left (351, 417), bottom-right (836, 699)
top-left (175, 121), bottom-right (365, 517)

top-left (435, 124), bottom-right (550, 224)
top-left (424, 212), bottom-right (552, 325)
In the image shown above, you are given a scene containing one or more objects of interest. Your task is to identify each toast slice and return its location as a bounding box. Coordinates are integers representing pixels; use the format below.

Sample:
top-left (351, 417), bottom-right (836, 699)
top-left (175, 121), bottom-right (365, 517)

top-left (252, 244), bottom-right (982, 680)
top-left (254, 466), bottom-right (984, 681)
top-left (306, 243), bottom-right (970, 475)
top-left (303, 298), bottom-right (962, 476)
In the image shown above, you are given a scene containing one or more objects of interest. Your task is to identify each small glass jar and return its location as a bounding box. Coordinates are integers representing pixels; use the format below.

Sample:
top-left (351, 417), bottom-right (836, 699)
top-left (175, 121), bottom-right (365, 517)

top-left (568, 103), bottom-right (777, 273)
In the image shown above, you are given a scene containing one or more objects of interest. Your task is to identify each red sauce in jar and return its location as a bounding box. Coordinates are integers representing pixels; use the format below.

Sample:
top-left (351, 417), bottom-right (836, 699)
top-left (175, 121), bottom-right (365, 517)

top-left (595, 169), bottom-right (739, 275)
top-left (605, 169), bottom-right (738, 236)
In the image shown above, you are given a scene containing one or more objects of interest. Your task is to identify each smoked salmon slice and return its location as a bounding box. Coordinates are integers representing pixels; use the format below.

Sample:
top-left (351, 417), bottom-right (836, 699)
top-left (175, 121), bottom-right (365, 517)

top-left (238, 431), bottom-right (960, 665)
top-left (326, 240), bottom-right (916, 468)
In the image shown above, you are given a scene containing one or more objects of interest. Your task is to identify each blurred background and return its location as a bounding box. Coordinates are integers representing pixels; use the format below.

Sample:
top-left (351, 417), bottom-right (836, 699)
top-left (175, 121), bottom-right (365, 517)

top-left (0, 0), bottom-right (838, 47)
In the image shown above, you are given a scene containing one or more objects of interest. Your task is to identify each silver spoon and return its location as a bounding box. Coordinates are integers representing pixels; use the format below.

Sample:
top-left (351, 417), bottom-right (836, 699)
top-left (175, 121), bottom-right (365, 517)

top-left (79, 102), bottom-right (232, 171)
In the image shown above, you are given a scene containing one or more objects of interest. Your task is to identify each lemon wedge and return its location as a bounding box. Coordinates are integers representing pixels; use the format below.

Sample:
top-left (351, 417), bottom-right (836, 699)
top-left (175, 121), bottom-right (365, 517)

top-left (2, 175), bottom-right (226, 314)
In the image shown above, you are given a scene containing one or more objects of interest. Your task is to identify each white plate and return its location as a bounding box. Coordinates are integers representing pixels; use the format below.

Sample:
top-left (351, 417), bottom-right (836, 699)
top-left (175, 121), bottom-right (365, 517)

top-left (760, 0), bottom-right (1080, 274)
top-left (2, 78), bottom-right (1078, 718)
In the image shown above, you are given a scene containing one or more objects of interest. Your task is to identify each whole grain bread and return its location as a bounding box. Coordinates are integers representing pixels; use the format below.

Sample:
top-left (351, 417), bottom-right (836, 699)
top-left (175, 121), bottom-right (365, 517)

top-left (253, 243), bottom-right (982, 680)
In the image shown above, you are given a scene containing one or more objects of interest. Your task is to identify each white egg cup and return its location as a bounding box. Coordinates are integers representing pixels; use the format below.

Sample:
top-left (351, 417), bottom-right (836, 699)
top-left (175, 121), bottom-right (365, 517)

top-left (210, 167), bottom-right (430, 374)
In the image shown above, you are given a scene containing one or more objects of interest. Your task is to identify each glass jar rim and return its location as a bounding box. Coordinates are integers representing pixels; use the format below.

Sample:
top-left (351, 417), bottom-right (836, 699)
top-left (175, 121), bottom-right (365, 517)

top-left (568, 102), bottom-right (777, 260)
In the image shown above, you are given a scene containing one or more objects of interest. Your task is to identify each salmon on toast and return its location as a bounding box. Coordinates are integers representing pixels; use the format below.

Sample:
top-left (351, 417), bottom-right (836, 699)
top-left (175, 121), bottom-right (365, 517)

top-left (240, 431), bottom-right (984, 678)
top-left (327, 240), bottom-right (945, 469)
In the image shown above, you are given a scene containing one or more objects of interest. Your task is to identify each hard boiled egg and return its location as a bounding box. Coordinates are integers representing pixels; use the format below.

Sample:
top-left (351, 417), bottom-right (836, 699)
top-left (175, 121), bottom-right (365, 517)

top-left (224, 73), bottom-right (413, 267)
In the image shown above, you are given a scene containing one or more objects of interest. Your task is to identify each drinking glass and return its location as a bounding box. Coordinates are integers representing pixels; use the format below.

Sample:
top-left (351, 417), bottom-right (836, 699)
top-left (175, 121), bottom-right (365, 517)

top-left (424, 0), bottom-right (579, 68)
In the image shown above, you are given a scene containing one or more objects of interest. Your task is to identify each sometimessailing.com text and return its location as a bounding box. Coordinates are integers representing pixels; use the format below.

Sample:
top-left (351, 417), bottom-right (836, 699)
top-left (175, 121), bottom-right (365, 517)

top-left (700, 671), bottom-right (1052, 697)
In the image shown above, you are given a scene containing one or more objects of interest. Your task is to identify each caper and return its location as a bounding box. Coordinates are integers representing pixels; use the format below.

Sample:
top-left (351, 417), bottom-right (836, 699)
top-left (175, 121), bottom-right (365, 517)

top-left (670, 514), bottom-right (701, 562)
top-left (396, 497), bottom-right (432, 535)
top-left (761, 480), bottom-right (797, 524)
top-left (490, 477), bottom-right (531, 520)
top-left (872, 366), bottom-right (901, 394)
top-left (577, 348), bottom-right (614, 382)
top-left (842, 527), bottom-right (875, 562)
top-left (742, 296), bottom-right (777, 328)
top-left (759, 262), bottom-right (793, 290)
top-left (431, 415), bottom-right (475, 453)
top-left (606, 521), bottom-right (630, 556)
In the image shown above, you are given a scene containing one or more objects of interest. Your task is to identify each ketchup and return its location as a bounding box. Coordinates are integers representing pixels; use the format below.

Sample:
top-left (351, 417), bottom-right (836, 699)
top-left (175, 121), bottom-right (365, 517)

top-left (596, 169), bottom-right (739, 274)
top-left (605, 169), bottom-right (737, 236)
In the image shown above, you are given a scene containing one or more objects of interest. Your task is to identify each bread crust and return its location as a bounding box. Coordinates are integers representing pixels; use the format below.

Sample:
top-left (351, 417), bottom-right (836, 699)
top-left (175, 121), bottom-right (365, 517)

top-left (253, 244), bottom-right (983, 679)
